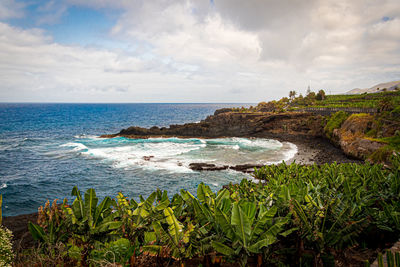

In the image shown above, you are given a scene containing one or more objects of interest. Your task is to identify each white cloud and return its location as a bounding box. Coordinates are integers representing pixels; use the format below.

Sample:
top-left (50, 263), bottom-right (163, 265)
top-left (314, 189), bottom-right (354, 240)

top-left (1, 0), bottom-right (400, 102)
top-left (0, 22), bottom-right (266, 102)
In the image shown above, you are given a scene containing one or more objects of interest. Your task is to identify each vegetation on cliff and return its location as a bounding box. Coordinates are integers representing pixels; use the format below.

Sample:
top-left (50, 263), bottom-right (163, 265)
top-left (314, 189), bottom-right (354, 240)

top-left (223, 89), bottom-right (400, 163)
top-left (11, 156), bottom-right (399, 266)
top-left (323, 111), bottom-right (349, 139)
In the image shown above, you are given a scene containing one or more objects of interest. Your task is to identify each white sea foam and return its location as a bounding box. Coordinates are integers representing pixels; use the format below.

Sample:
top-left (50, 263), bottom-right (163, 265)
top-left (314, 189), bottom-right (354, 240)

top-left (62, 137), bottom-right (298, 173)
top-left (74, 134), bottom-right (99, 139)
top-left (79, 141), bottom-right (201, 173)
top-left (205, 137), bottom-right (282, 150)
top-left (0, 183), bottom-right (7, 190)
top-left (265, 142), bottom-right (298, 164)
top-left (60, 142), bottom-right (88, 151)
top-left (283, 142), bottom-right (298, 161)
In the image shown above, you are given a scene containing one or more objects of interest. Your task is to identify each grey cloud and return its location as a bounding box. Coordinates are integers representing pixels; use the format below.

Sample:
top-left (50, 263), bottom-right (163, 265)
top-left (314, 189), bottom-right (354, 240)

top-left (0, 0), bottom-right (25, 20)
top-left (1, 0), bottom-right (400, 102)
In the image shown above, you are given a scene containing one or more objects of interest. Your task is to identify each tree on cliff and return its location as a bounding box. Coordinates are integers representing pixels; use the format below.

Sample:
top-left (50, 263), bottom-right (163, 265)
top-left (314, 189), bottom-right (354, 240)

top-left (316, 90), bottom-right (326, 100)
top-left (289, 90), bottom-right (297, 101)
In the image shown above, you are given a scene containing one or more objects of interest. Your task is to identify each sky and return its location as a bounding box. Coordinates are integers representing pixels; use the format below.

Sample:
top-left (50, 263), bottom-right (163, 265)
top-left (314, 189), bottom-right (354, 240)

top-left (0, 0), bottom-right (399, 103)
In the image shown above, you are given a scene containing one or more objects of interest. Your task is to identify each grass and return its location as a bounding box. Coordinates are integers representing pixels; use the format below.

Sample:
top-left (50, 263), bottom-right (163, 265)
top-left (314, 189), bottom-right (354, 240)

top-left (377, 135), bottom-right (400, 150)
top-left (324, 111), bottom-right (349, 138)
top-left (292, 90), bottom-right (400, 109)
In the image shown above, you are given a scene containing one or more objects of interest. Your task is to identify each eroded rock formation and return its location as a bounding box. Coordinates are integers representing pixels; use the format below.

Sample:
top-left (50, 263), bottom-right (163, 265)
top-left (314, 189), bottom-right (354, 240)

top-left (102, 111), bottom-right (325, 139)
top-left (331, 114), bottom-right (385, 159)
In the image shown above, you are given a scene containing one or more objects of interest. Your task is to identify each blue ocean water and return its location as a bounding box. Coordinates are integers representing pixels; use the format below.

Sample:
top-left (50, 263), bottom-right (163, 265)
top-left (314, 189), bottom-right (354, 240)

top-left (0, 103), bottom-right (296, 216)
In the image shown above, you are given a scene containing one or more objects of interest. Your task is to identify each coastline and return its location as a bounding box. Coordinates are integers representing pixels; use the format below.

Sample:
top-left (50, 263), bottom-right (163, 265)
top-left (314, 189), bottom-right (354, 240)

top-left (3, 110), bottom-right (363, 252)
top-left (3, 134), bottom-right (361, 251)
top-left (261, 133), bottom-right (363, 165)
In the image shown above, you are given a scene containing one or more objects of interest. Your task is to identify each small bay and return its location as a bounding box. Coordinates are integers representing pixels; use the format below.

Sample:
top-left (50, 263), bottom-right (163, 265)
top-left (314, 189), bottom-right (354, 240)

top-left (0, 103), bottom-right (296, 216)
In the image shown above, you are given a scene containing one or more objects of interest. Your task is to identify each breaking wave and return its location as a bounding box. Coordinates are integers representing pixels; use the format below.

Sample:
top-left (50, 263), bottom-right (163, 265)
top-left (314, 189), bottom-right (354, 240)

top-left (60, 137), bottom-right (297, 173)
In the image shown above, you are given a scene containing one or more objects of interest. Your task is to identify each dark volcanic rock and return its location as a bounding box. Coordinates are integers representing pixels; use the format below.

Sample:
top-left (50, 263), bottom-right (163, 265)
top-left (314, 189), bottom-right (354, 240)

top-left (189, 162), bottom-right (265, 172)
top-left (229, 164), bottom-right (265, 172)
top-left (100, 110), bottom-right (366, 164)
top-left (214, 108), bottom-right (234, 116)
top-left (102, 112), bottom-right (325, 139)
top-left (3, 213), bottom-right (38, 250)
top-left (189, 163), bottom-right (228, 171)
top-left (143, 156), bottom-right (154, 161)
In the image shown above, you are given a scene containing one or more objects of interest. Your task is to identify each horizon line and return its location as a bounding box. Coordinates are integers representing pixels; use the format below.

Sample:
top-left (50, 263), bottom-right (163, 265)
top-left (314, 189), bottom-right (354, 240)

top-left (0, 102), bottom-right (256, 104)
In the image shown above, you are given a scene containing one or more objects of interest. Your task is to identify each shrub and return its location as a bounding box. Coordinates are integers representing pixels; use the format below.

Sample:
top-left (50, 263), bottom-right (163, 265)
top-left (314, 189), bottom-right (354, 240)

top-left (316, 89), bottom-right (326, 100)
top-left (0, 226), bottom-right (14, 267)
top-left (324, 111), bottom-right (349, 138)
top-left (24, 156), bottom-right (400, 266)
top-left (379, 97), bottom-right (394, 112)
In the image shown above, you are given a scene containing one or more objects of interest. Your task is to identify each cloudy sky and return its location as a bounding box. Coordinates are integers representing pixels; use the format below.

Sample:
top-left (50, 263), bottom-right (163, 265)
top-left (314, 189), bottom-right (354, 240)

top-left (0, 0), bottom-right (399, 103)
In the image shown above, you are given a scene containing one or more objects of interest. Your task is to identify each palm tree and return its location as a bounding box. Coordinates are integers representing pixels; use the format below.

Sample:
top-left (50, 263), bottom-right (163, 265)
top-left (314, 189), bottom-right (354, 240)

top-left (288, 90), bottom-right (296, 100)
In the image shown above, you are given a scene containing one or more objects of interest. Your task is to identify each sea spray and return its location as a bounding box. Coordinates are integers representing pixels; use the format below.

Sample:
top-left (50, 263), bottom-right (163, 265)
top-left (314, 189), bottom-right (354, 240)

top-left (61, 136), bottom-right (298, 173)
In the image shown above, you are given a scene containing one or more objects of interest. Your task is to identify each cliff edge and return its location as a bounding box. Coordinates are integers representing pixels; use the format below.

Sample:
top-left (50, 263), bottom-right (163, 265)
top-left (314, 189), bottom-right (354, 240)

top-left (102, 111), bottom-right (324, 139)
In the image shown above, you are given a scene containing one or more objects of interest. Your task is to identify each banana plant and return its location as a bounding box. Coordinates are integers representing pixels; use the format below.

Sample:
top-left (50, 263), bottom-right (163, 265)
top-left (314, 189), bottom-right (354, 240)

top-left (61, 186), bottom-right (122, 266)
top-left (90, 237), bottom-right (138, 266)
top-left (28, 199), bottom-right (69, 246)
top-left (114, 189), bottom-right (170, 245)
top-left (291, 194), bottom-right (366, 264)
top-left (143, 207), bottom-right (197, 266)
top-left (211, 202), bottom-right (292, 267)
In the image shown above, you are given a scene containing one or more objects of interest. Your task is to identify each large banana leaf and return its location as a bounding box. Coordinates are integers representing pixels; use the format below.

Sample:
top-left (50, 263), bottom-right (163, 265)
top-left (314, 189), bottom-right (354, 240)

top-left (164, 207), bottom-right (183, 245)
top-left (215, 189), bottom-right (230, 208)
top-left (231, 203), bottom-right (251, 248)
top-left (28, 222), bottom-right (46, 242)
top-left (247, 236), bottom-right (277, 253)
top-left (192, 197), bottom-right (213, 225)
top-left (250, 206), bottom-right (277, 238)
top-left (240, 201), bottom-right (257, 225)
top-left (211, 240), bottom-right (235, 256)
top-left (93, 197), bottom-right (111, 227)
top-left (215, 208), bottom-right (235, 239)
top-left (71, 186), bottom-right (84, 220)
top-left (84, 188), bottom-right (98, 226)
top-left (197, 182), bottom-right (215, 206)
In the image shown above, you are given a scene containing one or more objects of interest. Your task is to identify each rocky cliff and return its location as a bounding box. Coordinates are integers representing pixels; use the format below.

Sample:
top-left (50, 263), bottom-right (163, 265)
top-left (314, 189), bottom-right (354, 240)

top-left (102, 109), bottom-right (395, 163)
top-left (102, 111), bottom-right (325, 139)
top-left (331, 114), bottom-right (385, 159)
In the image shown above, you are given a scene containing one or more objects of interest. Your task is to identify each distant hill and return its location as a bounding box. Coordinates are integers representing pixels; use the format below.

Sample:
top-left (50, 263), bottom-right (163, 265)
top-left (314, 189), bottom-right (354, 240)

top-left (346, 80), bottom-right (400, 94)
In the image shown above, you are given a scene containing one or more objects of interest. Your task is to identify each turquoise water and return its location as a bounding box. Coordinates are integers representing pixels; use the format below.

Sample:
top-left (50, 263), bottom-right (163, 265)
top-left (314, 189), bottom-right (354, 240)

top-left (0, 103), bottom-right (296, 216)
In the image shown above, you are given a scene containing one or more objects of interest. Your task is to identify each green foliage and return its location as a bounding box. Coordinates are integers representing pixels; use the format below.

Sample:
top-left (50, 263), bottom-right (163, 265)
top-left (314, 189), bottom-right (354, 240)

top-left (67, 186), bottom-right (121, 242)
top-left (369, 146), bottom-right (396, 163)
top-left (316, 89), bottom-right (326, 100)
top-left (379, 97), bottom-right (395, 112)
top-left (379, 136), bottom-right (400, 150)
top-left (252, 158), bottom-right (400, 264)
top-left (25, 156), bottom-right (400, 266)
top-left (367, 250), bottom-right (400, 267)
top-left (211, 202), bottom-right (289, 267)
top-left (91, 238), bottom-right (137, 265)
top-left (291, 90), bottom-right (400, 109)
top-left (28, 199), bottom-right (69, 246)
top-left (324, 111), bottom-right (349, 138)
top-left (391, 105), bottom-right (400, 114)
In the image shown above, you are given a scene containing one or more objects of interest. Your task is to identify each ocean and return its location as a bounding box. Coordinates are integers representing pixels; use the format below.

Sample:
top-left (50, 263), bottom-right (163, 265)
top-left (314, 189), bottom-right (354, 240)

top-left (0, 103), bottom-right (297, 216)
